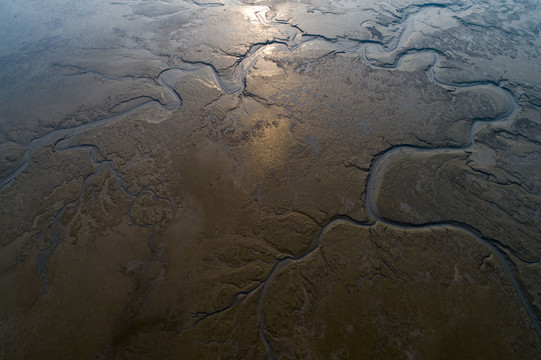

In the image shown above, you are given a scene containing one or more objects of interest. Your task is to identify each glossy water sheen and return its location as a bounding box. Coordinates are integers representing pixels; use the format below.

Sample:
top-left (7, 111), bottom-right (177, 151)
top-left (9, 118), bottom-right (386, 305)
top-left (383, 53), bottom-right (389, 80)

top-left (1, 0), bottom-right (540, 359)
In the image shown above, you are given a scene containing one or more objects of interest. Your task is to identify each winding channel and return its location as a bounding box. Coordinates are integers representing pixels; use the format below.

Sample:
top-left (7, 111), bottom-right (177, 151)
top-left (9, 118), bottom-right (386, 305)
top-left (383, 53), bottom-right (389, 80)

top-left (1, 1), bottom-right (539, 357)
top-left (361, 53), bottom-right (541, 337)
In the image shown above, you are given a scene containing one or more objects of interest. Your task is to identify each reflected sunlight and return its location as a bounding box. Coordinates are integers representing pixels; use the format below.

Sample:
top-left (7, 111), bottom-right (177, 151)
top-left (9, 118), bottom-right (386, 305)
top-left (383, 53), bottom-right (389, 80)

top-left (240, 5), bottom-right (271, 25)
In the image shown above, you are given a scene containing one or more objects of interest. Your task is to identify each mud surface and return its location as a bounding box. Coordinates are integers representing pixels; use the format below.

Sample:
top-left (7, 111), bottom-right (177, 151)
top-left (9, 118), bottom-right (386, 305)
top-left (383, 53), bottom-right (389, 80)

top-left (1, 0), bottom-right (540, 359)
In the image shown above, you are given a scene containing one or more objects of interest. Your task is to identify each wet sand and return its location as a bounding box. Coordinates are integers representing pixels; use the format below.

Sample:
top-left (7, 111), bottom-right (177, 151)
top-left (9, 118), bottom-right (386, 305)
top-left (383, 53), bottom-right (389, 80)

top-left (1, 0), bottom-right (540, 358)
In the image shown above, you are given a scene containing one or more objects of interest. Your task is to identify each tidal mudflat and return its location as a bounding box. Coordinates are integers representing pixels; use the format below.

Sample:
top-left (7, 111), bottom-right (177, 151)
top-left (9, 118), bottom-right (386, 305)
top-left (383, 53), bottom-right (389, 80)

top-left (1, 0), bottom-right (540, 358)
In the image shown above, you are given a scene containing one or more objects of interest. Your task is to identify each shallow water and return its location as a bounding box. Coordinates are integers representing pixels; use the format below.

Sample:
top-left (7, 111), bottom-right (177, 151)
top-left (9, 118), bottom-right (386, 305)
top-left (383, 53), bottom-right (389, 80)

top-left (1, 0), bottom-right (540, 358)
